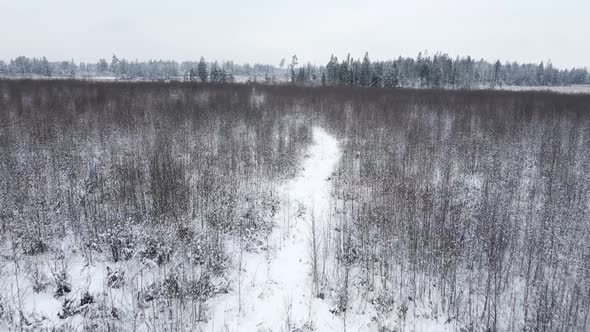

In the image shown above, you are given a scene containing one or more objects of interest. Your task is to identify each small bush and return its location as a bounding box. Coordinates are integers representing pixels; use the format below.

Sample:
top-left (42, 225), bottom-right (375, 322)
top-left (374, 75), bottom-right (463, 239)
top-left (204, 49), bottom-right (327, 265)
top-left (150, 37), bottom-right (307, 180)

top-left (110, 307), bottom-right (120, 320)
top-left (57, 299), bottom-right (75, 319)
top-left (398, 304), bottom-right (408, 321)
top-left (54, 271), bottom-right (71, 298)
top-left (25, 260), bottom-right (49, 293)
top-left (80, 291), bottom-right (94, 306)
top-left (176, 225), bottom-right (195, 243)
top-left (102, 221), bottom-right (135, 262)
top-left (185, 274), bottom-right (214, 301)
top-left (141, 236), bottom-right (172, 266)
top-left (106, 267), bottom-right (125, 288)
top-left (162, 274), bottom-right (180, 298)
top-left (54, 282), bottom-right (72, 298)
top-left (371, 294), bottom-right (396, 314)
top-left (21, 236), bottom-right (48, 256)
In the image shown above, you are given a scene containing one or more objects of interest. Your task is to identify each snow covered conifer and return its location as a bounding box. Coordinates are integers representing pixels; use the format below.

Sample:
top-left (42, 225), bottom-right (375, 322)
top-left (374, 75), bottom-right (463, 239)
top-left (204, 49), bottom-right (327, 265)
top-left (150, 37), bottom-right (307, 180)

top-left (361, 52), bottom-right (371, 86)
top-left (110, 54), bottom-right (120, 76)
top-left (289, 55), bottom-right (298, 84)
top-left (198, 56), bottom-right (208, 82)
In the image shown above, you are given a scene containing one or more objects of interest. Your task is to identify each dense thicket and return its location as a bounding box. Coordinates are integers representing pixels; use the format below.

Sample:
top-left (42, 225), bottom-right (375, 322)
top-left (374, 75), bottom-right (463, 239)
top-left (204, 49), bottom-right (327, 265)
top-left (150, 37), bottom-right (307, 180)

top-left (294, 86), bottom-right (589, 331)
top-left (0, 80), bottom-right (312, 329)
top-left (1, 80), bottom-right (589, 331)
top-left (0, 79), bottom-right (316, 255)
top-left (179, 84), bottom-right (588, 330)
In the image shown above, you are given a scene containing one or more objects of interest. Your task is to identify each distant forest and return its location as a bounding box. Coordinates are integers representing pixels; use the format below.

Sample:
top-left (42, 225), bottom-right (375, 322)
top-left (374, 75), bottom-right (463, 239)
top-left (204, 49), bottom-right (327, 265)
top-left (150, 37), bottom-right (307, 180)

top-left (1, 52), bottom-right (589, 88)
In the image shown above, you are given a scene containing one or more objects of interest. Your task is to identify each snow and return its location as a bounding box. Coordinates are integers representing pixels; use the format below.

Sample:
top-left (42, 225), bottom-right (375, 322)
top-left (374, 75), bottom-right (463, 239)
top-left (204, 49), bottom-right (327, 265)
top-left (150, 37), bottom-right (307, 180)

top-left (202, 127), bottom-right (456, 331)
top-left (0, 126), bottom-right (458, 331)
top-left (205, 127), bottom-right (341, 331)
top-left (498, 84), bottom-right (590, 94)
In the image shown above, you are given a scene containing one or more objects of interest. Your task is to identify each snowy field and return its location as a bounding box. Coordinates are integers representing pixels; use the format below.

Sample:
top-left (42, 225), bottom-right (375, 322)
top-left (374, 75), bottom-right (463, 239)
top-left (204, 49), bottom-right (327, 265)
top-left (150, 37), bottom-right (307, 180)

top-left (498, 84), bottom-right (590, 94)
top-left (204, 127), bottom-right (342, 331)
top-left (202, 128), bottom-right (452, 332)
top-left (0, 127), bottom-right (451, 331)
top-left (1, 80), bottom-right (589, 331)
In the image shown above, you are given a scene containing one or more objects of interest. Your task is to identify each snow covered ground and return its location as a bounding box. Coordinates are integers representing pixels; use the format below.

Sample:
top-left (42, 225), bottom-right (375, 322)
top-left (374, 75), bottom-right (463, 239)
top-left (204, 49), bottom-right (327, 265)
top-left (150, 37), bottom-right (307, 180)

top-left (0, 126), bottom-right (455, 331)
top-left (498, 84), bottom-right (590, 94)
top-left (201, 127), bottom-right (455, 332)
top-left (204, 127), bottom-right (342, 331)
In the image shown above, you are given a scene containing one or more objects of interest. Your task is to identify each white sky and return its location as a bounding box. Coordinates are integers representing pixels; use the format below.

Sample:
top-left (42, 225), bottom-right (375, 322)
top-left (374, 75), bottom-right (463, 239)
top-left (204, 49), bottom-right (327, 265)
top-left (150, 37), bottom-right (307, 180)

top-left (1, 0), bottom-right (588, 68)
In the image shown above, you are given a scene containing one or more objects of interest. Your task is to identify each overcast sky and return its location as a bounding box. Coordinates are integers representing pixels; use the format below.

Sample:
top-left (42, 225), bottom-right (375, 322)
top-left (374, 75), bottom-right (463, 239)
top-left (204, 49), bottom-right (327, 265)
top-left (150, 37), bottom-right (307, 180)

top-left (1, 0), bottom-right (588, 68)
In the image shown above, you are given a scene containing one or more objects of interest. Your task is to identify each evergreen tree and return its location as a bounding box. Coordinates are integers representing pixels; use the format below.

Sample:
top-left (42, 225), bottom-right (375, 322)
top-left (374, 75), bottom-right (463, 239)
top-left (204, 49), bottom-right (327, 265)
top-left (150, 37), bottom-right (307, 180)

top-left (12, 56), bottom-right (31, 75)
top-left (450, 58), bottom-right (459, 88)
top-left (491, 60), bottom-right (502, 88)
top-left (545, 60), bottom-right (555, 85)
top-left (326, 55), bottom-right (338, 84)
top-left (210, 61), bottom-right (221, 82)
top-left (417, 52), bottom-right (431, 87)
top-left (535, 61), bottom-right (545, 85)
top-left (221, 69), bottom-right (228, 83)
top-left (118, 59), bottom-right (128, 78)
top-left (361, 52), bottom-right (371, 86)
top-left (326, 55), bottom-right (334, 84)
top-left (383, 63), bottom-right (400, 88)
top-left (97, 58), bottom-right (109, 75)
top-left (197, 57), bottom-right (208, 82)
top-left (463, 56), bottom-right (474, 88)
top-left (371, 62), bottom-right (383, 87)
top-left (289, 55), bottom-right (298, 84)
top-left (393, 62), bottom-right (400, 87)
top-left (339, 54), bottom-right (352, 85)
top-left (296, 68), bottom-right (305, 84)
top-left (431, 55), bottom-right (443, 88)
top-left (41, 56), bottom-right (52, 77)
top-left (110, 54), bottom-right (120, 76)
top-left (68, 59), bottom-right (77, 77)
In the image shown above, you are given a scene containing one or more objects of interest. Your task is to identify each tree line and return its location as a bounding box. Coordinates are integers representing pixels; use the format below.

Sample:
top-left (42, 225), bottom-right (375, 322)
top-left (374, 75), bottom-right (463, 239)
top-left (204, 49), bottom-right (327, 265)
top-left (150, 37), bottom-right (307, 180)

top-left (0, 55), bottom-right (279, 82)
top-left (301, 52), bottom-right (588, 88)
top-left (2, 52), bottom-right (588, 88)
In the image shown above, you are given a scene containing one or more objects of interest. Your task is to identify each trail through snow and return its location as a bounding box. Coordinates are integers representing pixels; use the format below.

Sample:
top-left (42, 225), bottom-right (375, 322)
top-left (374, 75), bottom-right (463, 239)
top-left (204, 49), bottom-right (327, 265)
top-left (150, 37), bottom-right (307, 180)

top-left (207, 127), bottom-right (342, 331)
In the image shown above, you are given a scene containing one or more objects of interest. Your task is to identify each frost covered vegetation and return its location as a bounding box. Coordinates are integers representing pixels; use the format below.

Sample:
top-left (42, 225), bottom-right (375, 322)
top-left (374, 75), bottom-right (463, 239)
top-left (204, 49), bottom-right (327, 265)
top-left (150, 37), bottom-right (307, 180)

top-left (307, 87), bottom-right (590, 331)
top-left (0, 80), bottom-right (589, 331)
top-left (0, 80), bottom-right (312, 330)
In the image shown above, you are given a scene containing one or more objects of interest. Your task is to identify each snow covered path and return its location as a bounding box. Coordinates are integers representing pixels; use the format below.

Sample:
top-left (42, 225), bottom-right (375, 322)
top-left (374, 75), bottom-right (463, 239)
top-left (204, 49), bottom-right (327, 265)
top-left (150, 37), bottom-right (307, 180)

top-left (207, 127), bottom-right (341, 331)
